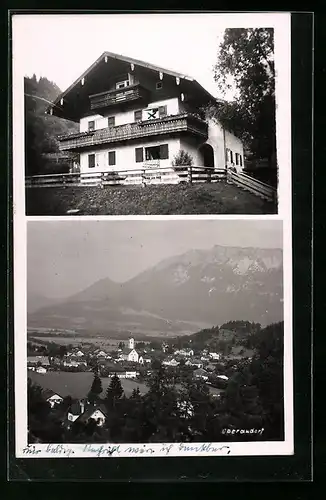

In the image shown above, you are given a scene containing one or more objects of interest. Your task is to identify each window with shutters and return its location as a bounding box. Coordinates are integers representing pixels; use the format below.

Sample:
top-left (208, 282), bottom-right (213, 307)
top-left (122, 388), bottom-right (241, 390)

top-left (88, 154), bottom-right (95, 168)
top-left (134, 110), bottom-right (142, 121)
top-left (88, 120), bottom-right (95, 132)
top-left (158, 105), bottom-right (167, 117)
top-left (108, 151), bottom-right (116, 166)
top-left (108, 116), bottom-right (115, 128)
top-left (135, 147), bottom-right (144, 163)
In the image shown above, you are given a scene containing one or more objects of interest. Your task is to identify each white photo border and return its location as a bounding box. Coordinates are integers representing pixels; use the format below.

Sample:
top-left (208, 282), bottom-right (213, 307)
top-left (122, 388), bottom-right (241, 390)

top-left (12, 11), bottom-right (293, 459)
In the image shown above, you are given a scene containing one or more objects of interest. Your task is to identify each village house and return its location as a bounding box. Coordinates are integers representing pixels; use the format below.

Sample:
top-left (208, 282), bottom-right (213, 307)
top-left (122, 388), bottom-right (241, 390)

top-left (185, 359), bottom-right (203, 369)
top-left (27, 356), bottom-right (50, 368)
top-left (75, 405), bottom-right (107, 427)
top-left (35, 366), bottom-right (47, 374)
top-left (65, 399), bottom-right (107, 429)
top-left (174, 348), bottom-right (194, 357)
top-left (194, 368), bottom-right (209, 381)
top-left (42, 389), bottom-right (64, 408)
top-left (209, 351), bottom-right (221, 360)
top-left (162, 357), bottom-right (179, 367)
top-left (48, 51), bottom-right (245, 184)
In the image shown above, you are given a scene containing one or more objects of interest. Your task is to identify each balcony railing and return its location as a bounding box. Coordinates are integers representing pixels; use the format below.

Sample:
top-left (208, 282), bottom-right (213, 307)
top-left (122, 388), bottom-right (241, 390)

top-left (58, 114), bottom-right (208, 151)
top-left (89, 84), bottom-right (150, 110)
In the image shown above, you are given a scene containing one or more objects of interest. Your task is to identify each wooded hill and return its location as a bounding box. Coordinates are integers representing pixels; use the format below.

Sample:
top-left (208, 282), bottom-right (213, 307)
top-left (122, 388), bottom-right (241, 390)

top-left (25, 75), bottom-right (78, 176)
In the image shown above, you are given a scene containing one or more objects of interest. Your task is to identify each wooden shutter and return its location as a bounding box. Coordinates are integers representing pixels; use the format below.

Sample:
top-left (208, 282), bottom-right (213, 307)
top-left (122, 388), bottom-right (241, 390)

top-left (135, 147), bottom-right (144, 163)
top-left (159, 144), bottom-right (169, 159)
top-left (134, 110), bottom-right (142, 121)
top-left (88, 154), bottom-right (95, 168)
top-left (158, 105), bottom-right (167, 117)
top-left (240, 155), bottom-right (243, 166)
top-left (108, 151), bottom-right (116, 166)
top-left (108, 116), bottom-right (115, 127)
top-left (230, 150), bottom-right (233, 163)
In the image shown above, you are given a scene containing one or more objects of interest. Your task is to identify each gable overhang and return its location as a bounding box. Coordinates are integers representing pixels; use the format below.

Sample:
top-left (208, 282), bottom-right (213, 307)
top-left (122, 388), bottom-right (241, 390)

top-left (46, 51), bottom-right (216, 121)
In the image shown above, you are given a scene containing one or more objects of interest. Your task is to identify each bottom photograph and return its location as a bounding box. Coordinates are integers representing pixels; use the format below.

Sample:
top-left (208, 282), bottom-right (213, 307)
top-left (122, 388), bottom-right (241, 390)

top-left (24, 218), bottom-right (286, 452)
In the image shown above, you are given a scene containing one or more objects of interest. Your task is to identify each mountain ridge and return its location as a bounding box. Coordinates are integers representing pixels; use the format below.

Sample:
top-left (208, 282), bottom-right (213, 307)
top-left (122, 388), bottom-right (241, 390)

top-left (28, 244), bottom-right (283, 336)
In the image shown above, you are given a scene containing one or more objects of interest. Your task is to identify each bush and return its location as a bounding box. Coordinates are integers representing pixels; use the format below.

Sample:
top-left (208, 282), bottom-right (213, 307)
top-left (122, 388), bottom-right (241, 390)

top-left (172, 150), bottom-right (194, 174)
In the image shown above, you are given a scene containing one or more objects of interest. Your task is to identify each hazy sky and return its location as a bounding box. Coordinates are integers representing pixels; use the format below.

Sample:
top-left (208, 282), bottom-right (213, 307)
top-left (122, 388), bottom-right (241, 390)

top-left (27, 219), bottom-right (282, 299)
top-left (12, 13), bottom-right (281, 101)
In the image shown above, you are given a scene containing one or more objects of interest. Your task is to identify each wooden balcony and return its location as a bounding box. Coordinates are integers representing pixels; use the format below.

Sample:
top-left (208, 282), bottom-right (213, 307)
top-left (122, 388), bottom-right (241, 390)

top-left (89, 84), bottom-right (150, 111)
top-left (58, 114), bottom-right (208, 151)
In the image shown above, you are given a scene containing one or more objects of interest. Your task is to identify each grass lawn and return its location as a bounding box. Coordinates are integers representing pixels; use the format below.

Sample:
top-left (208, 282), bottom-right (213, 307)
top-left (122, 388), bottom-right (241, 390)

top-left (26, 182), bottom-right (277, 215)
top-left (28, 370), bottom-right (149, 399)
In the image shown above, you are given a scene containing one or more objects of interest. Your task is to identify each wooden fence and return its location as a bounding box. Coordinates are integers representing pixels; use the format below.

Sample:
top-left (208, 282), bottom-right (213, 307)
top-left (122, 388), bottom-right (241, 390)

top-left (25, 166), bottom-right (276, 202)
top-left (25, 166), bottom-right (227, 188)
top-left (227, 170), bottom-right (277, 202)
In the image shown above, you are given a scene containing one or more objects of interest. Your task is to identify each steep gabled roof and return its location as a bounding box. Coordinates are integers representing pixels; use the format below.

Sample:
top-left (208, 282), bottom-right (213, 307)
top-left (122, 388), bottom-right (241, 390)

top-left (47, 51), bottom-right (217, 120)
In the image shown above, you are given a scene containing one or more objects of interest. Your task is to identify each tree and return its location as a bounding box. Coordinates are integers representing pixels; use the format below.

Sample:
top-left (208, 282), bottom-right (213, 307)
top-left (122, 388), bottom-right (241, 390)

top-left (88, 372), bottom-right (103, 403)
top-left (209, 28), bottom-right (276, 171)
top-left (105, 374), bottom-right (124, 408)
top-left (118, 342), bottom-right (125, 350)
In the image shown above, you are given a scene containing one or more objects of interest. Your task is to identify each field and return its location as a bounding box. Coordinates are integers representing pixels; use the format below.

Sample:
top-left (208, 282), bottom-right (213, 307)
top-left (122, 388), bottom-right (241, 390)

top-left (30, 336), bottom-right (131, 348)
top-left (28, 370), bottom-right (224, 400)
top-left (28, 370), bottom-right (149, 398)
top-left (26, 183), bottom-right (276, 216)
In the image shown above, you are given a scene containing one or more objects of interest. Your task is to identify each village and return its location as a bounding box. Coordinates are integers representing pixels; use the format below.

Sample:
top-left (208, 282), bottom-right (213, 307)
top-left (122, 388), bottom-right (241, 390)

top-left (27, 330), bottom-right (255, 437)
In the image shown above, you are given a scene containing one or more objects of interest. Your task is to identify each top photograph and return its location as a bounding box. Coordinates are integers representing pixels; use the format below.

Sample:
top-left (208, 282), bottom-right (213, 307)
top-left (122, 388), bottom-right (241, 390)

top-left (17, 14), bottom-right (284, 215)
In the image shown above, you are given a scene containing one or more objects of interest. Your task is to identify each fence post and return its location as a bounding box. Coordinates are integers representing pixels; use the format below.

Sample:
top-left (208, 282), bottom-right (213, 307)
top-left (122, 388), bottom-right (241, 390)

top-left (100, 173), bottom-right (105, 188)
top-left (188, 165), bottom-right (192, 184)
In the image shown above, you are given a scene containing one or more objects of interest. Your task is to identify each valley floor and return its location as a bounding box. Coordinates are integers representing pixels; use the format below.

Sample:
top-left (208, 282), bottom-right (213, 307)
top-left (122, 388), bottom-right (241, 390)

top-left (26, 183), bottom-right (277, 215)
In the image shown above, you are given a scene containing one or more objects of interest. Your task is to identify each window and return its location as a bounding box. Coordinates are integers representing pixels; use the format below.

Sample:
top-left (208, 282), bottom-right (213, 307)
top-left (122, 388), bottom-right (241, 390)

top-left (158, 105), bottom-right (167, 118)
top-left (230, 150), bottom-right (234, 163)
top-left (116, 79), bottom-right (130, 89)
top-left (135, 147), bottom-right (144, 163)
top-left (145, 144), bottom-right (169, 160)
top-left (108, 151), bottom-right (116, 166)
top-left (235, 153), bottom-right (239, 165)
top-left (88, 120), bottom-right (95, 132)
top-left (108, 116), bottom-right (115, 127)
top-left (134, 110), bottom-right (142, 121)
top-left (156, 81), bottom-right (163, 90)
top-left (239, 155), bottom-right (243, 167)
top-left (88, 154), bottom-right (95, 168)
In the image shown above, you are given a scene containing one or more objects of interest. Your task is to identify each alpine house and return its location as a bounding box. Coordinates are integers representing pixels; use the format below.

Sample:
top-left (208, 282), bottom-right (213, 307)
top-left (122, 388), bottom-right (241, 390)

top-left (47, 51), bottom-right (244, 184)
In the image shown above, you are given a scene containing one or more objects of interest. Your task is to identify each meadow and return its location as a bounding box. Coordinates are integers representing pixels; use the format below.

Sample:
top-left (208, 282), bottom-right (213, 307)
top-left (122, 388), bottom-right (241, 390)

top-left (28, 370), bottom-right (149, 399)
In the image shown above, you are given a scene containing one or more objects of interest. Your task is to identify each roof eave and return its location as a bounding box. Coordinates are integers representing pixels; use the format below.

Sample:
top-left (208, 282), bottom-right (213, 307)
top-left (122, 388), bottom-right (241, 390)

top-left (46, 50), bottom-right (204, 116)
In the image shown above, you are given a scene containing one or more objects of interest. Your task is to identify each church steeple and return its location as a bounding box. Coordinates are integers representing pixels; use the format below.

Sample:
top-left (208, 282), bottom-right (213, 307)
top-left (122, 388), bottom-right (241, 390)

top-left (128, 336), bottom-right (135, 350)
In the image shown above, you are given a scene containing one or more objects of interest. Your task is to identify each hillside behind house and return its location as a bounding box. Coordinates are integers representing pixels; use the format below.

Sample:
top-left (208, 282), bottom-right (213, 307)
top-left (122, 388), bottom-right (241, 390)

top-left (25, 75), bottom-right (78, 176)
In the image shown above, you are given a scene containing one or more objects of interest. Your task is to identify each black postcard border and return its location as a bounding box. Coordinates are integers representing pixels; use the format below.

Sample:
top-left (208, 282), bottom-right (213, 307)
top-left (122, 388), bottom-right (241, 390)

top-left (6, 11), bottom-right (313, 482)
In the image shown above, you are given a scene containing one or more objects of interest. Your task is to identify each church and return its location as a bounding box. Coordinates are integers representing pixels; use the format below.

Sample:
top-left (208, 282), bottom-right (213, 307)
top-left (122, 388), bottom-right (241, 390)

top-left (118, 337), bottom-right (139, 363)
top-left (47, 51), bottom-right (244, 184)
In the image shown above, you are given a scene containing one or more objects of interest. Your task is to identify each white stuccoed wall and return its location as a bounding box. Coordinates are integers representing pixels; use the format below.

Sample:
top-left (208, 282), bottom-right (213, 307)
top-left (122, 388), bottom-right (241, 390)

top-left (206, 119), bottom-right (227, 169)
top-left (79, 136), bottom-right (181, 174)
top-left (225, 130), bottom-right (245, 171)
